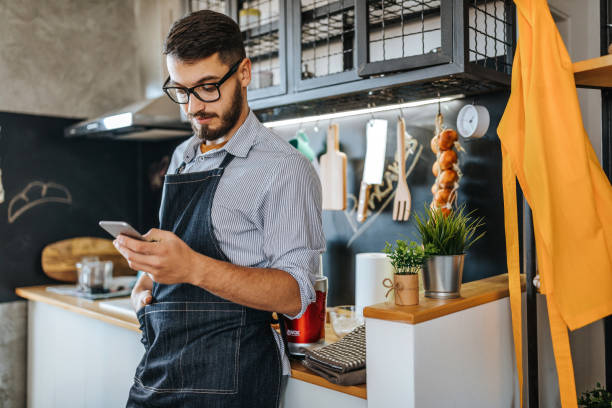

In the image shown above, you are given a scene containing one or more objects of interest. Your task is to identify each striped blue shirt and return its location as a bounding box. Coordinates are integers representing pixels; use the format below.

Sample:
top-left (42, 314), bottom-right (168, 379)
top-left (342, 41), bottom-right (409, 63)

top-left (163, 109), bottom-right (326, 375)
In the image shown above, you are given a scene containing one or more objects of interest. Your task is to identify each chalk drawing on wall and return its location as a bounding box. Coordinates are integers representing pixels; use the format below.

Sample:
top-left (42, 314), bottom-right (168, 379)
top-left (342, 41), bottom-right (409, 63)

top-left (8, 181), bottom-right (72, 223)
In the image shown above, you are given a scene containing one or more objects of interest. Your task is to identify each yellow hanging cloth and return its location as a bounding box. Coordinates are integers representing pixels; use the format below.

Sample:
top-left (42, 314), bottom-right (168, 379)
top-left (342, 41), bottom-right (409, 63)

top-left (498, 0), bottom-right (612, 406)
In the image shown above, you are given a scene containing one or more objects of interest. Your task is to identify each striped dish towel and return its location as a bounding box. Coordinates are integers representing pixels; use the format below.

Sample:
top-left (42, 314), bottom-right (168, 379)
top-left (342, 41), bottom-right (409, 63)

top-left (302, 325), bottom-right (366, 385)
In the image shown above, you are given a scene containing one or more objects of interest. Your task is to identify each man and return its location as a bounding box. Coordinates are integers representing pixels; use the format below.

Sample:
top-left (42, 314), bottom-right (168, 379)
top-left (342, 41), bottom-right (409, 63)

top-left (114, 10), bottom-right (325, 408)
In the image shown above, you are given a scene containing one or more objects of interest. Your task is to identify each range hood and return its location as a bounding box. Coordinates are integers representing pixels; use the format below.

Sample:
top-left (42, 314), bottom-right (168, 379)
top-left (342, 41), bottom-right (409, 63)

top-left (64, 96), bottom-right (192, 140)
top-left (65, 0), bottom-right (192, 141)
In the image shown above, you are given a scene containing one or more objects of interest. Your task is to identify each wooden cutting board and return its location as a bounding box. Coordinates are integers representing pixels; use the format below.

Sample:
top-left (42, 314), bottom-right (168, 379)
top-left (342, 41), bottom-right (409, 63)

top-left (320, 123), bottom-right (347, 210)
top-left (41, 237), bottom-right (135, 282)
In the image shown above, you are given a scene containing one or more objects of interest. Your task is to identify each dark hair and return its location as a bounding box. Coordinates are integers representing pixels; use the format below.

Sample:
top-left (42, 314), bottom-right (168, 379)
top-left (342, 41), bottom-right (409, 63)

top-left (163, 10), bottom-right (246, 65)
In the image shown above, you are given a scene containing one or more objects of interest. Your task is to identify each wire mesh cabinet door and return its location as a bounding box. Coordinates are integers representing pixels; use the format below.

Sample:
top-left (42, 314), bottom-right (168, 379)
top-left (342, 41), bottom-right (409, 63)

top-left (292, 0), bottom-right (361, 91)
top-left (190, 0), bottom-right (287, 100)
top-left (356, 0), bottom-right (453, 77)
top-left (464, 0), bottom-right (515, 82)
top-left (233, 0), bottom-right (288, 100)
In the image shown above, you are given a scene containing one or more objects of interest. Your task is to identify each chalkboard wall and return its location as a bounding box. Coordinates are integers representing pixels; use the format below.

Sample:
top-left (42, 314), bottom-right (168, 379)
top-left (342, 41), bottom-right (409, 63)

top-left (0, 112), bottom-right (178, 302)
top-left (0, 90), bottom-right (510, 306)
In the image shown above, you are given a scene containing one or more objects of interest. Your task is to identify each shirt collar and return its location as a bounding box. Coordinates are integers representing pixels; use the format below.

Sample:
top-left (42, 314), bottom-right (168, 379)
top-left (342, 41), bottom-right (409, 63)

top-left (182, 109), bottom-right (259, 164)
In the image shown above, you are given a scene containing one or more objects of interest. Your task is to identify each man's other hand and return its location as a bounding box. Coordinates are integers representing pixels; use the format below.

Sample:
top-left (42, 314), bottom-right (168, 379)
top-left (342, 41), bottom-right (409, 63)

top-left (131, 272), bottom-right (153, 312)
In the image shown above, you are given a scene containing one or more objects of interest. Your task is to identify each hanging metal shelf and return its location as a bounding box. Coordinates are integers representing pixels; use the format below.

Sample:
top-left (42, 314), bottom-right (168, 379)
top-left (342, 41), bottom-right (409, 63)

top-left (252, 0), bottom-right (516, 121)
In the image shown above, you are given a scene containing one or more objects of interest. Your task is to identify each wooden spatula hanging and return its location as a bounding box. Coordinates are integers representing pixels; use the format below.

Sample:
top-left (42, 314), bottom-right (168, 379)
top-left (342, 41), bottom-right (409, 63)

top-left (393, 117), bottom-right (412, 221)
top-left (319, 123), bottom-right (347, 211)
top-left (41, 237), bottom-right (135, 282)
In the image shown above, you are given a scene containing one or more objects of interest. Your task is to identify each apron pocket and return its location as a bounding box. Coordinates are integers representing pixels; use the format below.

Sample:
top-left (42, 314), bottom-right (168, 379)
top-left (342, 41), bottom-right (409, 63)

top-left (138, 301), bottom-right (243, 394)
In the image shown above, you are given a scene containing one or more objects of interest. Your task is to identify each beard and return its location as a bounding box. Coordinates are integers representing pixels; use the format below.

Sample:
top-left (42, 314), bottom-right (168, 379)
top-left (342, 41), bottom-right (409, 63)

top-left (189, 83), bottom-right (243, 142)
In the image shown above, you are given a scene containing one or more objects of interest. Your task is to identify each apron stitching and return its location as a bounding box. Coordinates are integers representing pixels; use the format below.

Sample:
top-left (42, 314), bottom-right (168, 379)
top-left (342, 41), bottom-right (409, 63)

top-left (166, 167), bottom-right (221, 177)
top-left (234, 308), bottom-right (245, 394)
top-left (164, 175), bottom-right (219, 185)
top-left (179, 302), bottom-right (188, 390)
top-left (134, 377), bottom-right (238, 394)
top-left (141, 309), bottom-right (241, 317)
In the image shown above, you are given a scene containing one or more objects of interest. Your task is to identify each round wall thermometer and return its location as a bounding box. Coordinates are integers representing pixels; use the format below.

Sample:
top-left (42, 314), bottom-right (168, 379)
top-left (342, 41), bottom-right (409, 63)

top-left (457, 104), bottom-right (490, 139)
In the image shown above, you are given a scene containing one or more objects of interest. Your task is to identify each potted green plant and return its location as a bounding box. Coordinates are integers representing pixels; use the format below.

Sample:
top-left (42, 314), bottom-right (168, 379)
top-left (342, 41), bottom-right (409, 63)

top-left (382, 240), bottom-right (426, 306)
top-left (578, 383), bottom-right (612, 407)
top-left (414, 204), bottom-right (485, 299)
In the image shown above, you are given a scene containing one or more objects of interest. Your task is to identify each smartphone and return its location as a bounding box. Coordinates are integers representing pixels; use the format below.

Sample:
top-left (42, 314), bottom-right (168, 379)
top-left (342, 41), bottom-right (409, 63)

top-left (100, 221), bottom-right (154, 280)
top-left (99, 221), bottom-right (145, 241)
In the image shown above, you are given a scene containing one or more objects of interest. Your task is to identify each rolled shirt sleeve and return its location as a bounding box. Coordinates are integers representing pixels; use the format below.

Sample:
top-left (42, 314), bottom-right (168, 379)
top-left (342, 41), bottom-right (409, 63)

top-left (260, 153), bottom-right (326, 319)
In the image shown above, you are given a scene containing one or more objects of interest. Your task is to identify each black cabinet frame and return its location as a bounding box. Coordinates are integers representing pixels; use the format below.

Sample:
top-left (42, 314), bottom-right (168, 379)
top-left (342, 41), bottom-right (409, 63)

top-left (250, 0), bottom-right (515, 122)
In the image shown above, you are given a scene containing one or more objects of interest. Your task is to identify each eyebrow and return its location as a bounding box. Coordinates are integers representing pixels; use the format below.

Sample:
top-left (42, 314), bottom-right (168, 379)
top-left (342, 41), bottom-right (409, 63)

top-left (168, 74), bottom-right (221, 87)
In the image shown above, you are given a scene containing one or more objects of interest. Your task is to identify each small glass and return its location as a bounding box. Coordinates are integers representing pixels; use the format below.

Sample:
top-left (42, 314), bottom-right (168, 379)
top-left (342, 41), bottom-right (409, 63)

top-left (328, 305), bottom-right (364, 338)
top-left (76, 258), bottom-right (113, 294)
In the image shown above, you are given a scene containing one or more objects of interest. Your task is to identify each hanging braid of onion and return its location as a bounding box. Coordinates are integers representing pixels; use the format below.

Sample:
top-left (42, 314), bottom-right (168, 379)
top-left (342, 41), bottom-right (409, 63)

top-left (430, 112), bottom-right (463, 216)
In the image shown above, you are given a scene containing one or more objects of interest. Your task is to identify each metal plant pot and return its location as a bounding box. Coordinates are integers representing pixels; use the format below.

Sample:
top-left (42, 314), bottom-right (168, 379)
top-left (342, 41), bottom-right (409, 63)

top-left (423, 254), bottom-right (465, 299)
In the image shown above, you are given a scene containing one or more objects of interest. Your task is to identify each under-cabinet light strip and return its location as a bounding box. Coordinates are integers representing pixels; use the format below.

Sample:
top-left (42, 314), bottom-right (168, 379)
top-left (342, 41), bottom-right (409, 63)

top-left (262, 94), bottom-right (465, 128)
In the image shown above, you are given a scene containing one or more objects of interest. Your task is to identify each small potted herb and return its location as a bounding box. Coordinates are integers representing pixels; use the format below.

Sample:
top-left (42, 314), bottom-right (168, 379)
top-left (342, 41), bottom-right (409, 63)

top-left (414, 204), bottom-right (485, 299)
top-left (382, 240), bottom-right (426, 306)
top-left (578, 383), bottom-right (612, 407)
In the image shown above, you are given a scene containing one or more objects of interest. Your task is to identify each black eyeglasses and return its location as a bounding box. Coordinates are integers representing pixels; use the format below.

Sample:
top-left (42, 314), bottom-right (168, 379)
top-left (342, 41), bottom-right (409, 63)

top-left (162, 58), bottom-right (243, 104)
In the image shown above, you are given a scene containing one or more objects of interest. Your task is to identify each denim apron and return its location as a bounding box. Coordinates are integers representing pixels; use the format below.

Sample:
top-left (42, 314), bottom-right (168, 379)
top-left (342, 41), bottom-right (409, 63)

top-left (127, 152), bottom-right (282, 408)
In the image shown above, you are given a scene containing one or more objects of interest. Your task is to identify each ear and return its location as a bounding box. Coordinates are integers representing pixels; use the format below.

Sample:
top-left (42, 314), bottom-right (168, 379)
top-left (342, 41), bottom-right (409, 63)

top-left (238, 58), bottom-right (252, 88)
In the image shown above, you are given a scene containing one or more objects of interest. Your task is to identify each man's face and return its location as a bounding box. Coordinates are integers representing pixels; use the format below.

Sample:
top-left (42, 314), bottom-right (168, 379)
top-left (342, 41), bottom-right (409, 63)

top-left (166, 53), bottom-right (249, 141)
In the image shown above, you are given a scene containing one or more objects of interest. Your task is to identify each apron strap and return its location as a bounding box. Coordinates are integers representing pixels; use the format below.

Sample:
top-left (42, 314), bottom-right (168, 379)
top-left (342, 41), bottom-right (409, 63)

top-left (219, 152), bottom-right (235, 169)
top-left (175, 161), bottom-right (187, 175)
top-left (276, 314), bottom-right (291, 359)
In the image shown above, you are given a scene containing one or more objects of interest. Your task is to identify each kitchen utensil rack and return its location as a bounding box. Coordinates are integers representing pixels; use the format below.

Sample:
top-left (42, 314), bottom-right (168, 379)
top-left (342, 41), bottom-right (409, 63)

top-left (255, 74), bottom-right (501, 122)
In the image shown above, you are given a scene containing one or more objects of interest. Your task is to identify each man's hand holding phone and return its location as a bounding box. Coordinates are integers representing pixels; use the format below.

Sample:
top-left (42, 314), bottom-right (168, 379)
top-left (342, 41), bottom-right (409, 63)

top-left (112, 228), bottom-right (200, 286)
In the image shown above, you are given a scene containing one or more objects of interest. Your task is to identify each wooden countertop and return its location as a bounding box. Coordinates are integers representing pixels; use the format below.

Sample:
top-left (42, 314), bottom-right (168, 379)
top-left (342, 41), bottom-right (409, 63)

top-left (16, 285), bottom-right (141, 332)
top-left (15, 285), bottom-right (367, 400)
top-left (363, 273), bottom-right (525, 324)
